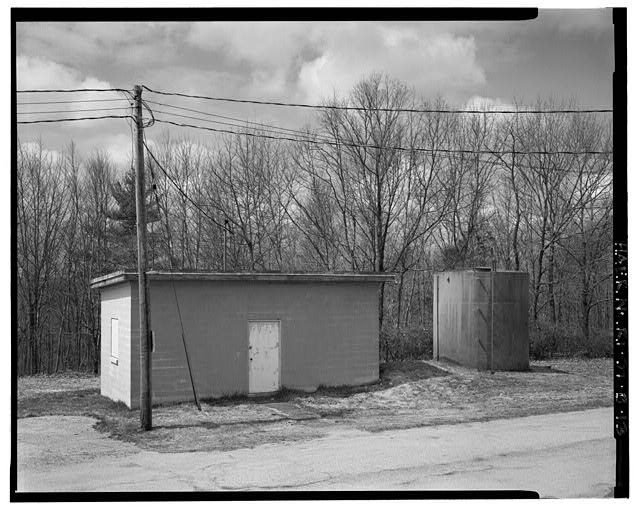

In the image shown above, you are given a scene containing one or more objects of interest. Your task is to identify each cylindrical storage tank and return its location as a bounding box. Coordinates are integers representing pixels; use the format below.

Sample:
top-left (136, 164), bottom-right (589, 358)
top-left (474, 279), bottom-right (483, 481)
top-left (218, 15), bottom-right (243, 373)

top-left (433, 269), bottom-right (529, 371)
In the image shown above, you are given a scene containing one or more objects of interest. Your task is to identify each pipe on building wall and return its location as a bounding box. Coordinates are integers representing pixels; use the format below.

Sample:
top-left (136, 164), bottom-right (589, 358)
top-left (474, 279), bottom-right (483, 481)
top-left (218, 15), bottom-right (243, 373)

top-left (490, 268), bottom-right (494, 373)
top-left (434, 274), bottom-right (439, 360)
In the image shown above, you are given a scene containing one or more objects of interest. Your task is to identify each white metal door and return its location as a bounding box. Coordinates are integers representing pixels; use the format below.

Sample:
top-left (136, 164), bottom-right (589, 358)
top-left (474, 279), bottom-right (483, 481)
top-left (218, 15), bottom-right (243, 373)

top-left (248, 321), bottom-right (280, 394)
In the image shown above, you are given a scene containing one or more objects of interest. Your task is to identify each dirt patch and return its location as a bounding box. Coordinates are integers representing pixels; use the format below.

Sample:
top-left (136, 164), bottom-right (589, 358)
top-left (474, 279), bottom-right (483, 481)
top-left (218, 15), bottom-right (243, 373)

top-left (18, 358), bottom-right (612, 453)
top-left (18, 415), bottom-right (139, 470)
top-left (380, 359), bottom-right (450, 385)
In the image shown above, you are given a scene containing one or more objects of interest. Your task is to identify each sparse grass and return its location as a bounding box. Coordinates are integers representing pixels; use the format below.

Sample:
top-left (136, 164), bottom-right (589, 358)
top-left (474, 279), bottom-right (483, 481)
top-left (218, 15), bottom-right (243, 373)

top-left (18, 388), bottom-right (131, 420)
top-left (18, 357), bottom-right (612, 453)
top-left (17, 371), bottom-right (99, 400)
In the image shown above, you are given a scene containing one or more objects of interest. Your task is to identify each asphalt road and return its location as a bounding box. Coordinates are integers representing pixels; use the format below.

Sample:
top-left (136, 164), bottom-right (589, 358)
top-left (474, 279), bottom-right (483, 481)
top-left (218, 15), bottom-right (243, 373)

top-left (16, 407), bottom-right (614, 496)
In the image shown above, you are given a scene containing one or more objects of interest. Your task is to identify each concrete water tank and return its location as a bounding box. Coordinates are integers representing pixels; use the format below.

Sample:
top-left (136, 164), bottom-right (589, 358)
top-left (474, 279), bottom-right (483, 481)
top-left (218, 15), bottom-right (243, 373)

top-left (433, 269), bottom-right (529, 370)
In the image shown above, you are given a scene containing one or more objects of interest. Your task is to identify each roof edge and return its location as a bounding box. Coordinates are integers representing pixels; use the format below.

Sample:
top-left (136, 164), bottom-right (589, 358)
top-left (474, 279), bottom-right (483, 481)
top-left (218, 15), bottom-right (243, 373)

top-left (90, 270), bottom-right (397, 289)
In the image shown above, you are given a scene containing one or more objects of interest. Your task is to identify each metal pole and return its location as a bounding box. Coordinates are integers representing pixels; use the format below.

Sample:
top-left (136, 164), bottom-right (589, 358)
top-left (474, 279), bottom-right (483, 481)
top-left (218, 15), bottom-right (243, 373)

top-left (134, 84), bottom-right (152, 430)
top-left (223, 219), bottom-right (228, 271)
top-left (490, 269), bottom-right (494, 372)
top-left (490, 255), bottom-right (496, 373)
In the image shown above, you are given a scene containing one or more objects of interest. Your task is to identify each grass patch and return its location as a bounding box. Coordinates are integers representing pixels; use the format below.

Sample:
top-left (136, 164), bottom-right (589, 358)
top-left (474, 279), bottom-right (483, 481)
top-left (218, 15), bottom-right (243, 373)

top-left (18, 358), bottom-right (612, 454)
top-left (18, 388), bottom-right (131, 420)
top-left (380, 359), bottom-right (450, 384)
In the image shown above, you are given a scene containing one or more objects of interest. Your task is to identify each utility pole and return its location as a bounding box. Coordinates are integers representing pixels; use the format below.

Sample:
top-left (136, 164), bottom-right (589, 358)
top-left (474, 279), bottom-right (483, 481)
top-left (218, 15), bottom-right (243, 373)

top-left (134, 84), bottom-right (152, 430)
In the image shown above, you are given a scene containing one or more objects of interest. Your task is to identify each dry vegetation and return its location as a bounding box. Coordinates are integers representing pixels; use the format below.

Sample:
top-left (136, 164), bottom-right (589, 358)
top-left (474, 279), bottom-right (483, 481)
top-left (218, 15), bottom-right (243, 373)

top-left (18, 358), bottom-right (612, 453)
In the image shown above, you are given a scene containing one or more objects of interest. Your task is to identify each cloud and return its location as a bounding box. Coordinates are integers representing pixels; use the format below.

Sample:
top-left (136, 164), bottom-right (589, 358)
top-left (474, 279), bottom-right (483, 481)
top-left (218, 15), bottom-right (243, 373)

top-left (17, 55), bottom-right (112, 90)
top-left (17, 55), bottom-right (132, 173)
top-left (186, 22), bottom-right (324, 99)
top-left (186, 22), bottom-right (487, 104)
top-left (538, 8), bottom-right (612, 37)
top-left (187, 22), bottom-right (316, 69)
top-left (17, 55), bottom-right (129, 128)
top-left (18, 141), bottom-right (63, 165)
top-left (464, 95), bottom-right (514, 111)
top-left (97, 133), bottom-right (135, 171)
top-left (15, 17), bottom-right (611, 171)
top-left (296, 26), bottom-right (486, 103)
top-left (461, 96), bottom-right (521, 124)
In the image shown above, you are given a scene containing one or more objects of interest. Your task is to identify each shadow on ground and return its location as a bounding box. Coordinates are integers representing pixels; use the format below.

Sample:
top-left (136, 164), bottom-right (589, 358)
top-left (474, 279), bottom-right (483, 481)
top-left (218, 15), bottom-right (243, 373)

top-left (528, 365), bottom-right (568, 374)
top-left (196, 359), bottom-right (452, 406)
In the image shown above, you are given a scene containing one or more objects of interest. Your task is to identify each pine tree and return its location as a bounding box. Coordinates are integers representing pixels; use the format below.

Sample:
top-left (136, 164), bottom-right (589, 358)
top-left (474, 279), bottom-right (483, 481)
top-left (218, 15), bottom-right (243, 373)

top-left (107, 168), bottom-right (160, 268)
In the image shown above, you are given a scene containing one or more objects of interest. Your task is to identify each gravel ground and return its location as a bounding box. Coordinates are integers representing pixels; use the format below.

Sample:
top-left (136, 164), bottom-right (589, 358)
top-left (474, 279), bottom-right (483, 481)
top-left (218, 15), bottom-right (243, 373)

top-left (17, 358), bottom-right (612, 453)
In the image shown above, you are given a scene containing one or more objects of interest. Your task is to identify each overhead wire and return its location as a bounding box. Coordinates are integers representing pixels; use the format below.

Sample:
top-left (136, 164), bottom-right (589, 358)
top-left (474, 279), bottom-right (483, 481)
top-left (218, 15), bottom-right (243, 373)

top-left (141, 99), bottom-right (156, 128)
top-left (17, 87), bottom-right (129, 94)
top-left (17, 98), bottom-right (130, 105)
top-left (17, 115), bottom-right (133, 124)
top-left (142, 138), bottom-right (226, 229)
top-left (15, 87), bottom-right (614, 158)
top-left (140, 97), bottom-right (614, 161)
top-left (152, 117), bottom-right (613, 156)
top-left (144, 99), bottom-right (334, 142)
top-left (152, 108), bottom-right (336, 144)
top-left (17, 107), bottom-right (134, 115)
top-left (142, 85), bottom-right (613, 115)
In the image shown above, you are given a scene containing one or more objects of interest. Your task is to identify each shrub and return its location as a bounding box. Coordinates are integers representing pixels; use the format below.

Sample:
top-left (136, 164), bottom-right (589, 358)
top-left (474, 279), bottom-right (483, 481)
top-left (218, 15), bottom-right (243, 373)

top-left (530, 321), bottom-right (613, 359)
top-left (582, 329), bottom-right (613, 358)
top-left (380, 325), bottom-right (432, 362)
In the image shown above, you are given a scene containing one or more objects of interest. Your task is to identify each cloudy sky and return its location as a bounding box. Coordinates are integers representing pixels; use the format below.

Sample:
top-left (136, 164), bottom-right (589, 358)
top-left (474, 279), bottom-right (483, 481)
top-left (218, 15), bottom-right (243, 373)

top-left (16, 10), bottom-right (614, 170)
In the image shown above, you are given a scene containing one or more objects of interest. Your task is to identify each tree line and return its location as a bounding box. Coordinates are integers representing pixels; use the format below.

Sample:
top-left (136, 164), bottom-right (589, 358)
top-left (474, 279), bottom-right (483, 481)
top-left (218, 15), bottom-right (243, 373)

top-left (16, 74), bottom-right (613, 375)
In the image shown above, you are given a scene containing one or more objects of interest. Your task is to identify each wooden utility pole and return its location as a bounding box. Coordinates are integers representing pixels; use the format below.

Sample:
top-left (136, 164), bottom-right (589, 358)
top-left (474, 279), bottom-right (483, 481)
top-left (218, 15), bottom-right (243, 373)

top-left (134, 84), bottom-right (152, 430)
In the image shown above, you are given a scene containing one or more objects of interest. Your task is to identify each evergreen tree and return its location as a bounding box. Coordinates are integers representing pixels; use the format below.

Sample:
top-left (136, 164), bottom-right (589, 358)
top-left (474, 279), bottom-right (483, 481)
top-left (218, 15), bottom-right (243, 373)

top-left (107, 168), bottom-right (160, 268)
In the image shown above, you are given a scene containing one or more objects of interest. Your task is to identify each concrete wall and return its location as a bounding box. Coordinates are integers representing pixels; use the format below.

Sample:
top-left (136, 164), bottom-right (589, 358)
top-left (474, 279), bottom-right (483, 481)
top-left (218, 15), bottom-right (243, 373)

top-left (433, 271), bottom-right (529, 371)
top-left (100, 282), bottom-right (134, 407)
top-left (123, 280), bottom-right (380, 407)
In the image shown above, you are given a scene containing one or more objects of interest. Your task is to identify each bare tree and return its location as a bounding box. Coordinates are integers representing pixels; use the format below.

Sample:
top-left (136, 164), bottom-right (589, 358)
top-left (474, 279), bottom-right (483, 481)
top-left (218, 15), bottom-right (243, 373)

top-left (17, 141), bottom-right (70, 374)
top-left (290, 75), bottom-right (456, 346)
top-left (201, 131), bottom-right (294, 271)
top-left (557, 115), bottom-right (613, 340)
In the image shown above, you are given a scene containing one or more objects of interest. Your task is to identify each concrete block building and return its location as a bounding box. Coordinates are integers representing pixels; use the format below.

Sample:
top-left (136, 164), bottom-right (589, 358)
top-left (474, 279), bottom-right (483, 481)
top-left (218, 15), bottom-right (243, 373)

top-left (91, 271), bottom-right (394, 408)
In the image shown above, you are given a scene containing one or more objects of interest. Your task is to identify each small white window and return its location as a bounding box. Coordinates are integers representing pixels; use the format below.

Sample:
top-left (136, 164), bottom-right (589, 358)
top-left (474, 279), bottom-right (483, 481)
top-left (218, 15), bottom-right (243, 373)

top-left (110, 318), bottom-right (119, 363)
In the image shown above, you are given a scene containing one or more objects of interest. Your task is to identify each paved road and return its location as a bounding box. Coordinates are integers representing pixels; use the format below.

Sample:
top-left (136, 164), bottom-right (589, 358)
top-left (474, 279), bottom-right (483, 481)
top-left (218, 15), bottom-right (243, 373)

top-left (17, 407), bottom-right (614, 496)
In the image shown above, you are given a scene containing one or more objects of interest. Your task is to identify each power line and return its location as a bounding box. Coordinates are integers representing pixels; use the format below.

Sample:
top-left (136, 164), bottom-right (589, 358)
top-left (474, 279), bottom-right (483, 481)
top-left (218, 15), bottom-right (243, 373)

top-left (17, 107), bottom-right (132, 115)
top-left (152, 108), bottom-right (335, 144)
top-left (142, 131), bottom-right (609, 233)
top-left (152, 117), bottom-right (613, 156)
top-left (142, 85), bottom-right (613, 115)
top-left (17, 87), bottom-right (129, 94)
top-left (17, 115), bottom-right (133, 125)
top-left (17, 98), bottom-right (131, 105)
top-left (144, 99), bottom-right (331, 141)
top-left (141, 100), bottom-right (615, 158)
top-left (142, 138), bottom-right (226, 229)
top-left (140, 99), bottom-right (156, 128)
top-left (143, 99), bottom-right (614, 159)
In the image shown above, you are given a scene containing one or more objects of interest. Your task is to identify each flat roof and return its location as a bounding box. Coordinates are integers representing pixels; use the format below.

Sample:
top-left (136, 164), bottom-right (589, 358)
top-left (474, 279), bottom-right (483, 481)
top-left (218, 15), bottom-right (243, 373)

top-left (90, 270), bottom-right (397, 289)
